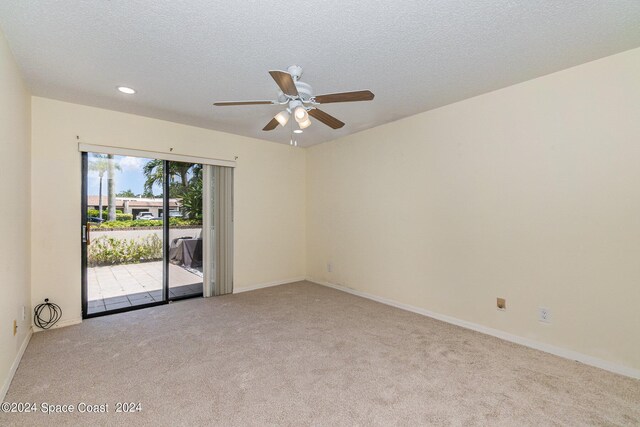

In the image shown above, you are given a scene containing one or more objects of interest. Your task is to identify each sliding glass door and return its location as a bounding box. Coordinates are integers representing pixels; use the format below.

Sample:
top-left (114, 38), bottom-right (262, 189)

top-left (82, 152), bottom-right (166, 315)
top-left (81, 152), bottom-right (226, 318)
top-left (167, 161), bottom-right (204, 299)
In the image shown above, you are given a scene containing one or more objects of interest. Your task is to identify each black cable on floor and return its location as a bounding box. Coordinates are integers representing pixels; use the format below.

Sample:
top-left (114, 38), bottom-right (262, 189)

top-left (33, 298), bottom-right (62, 329)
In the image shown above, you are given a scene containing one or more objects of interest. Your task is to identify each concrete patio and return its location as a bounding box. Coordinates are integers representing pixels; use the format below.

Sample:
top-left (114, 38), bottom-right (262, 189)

top-left (87, 261), bottom-right (203, 314)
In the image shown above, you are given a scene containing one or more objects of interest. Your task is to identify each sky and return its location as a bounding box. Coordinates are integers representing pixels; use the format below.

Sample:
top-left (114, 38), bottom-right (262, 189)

top-left (87, 154), bottom-right (162, 197)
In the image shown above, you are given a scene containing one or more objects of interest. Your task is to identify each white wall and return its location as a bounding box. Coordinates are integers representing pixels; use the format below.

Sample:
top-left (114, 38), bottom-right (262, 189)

top-left (31, 98), bottom-right (306, 326)
top-left (0, 30), bottom-right (31, 399)
top-left (306, 48), bottom-right (640, 372)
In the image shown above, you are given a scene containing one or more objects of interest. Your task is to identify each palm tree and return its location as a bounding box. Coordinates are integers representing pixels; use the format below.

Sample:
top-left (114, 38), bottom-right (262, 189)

top-left (143, 159), bottom-right (164, 196)
top-left (107, 154), bottom-right (117, 221)
top-left (89, 155), bottom-right (107, 218)
top-left (143, 160), bottom-right (194, 197)
top-left (89, 154), bottom-right (120, 220)
top-left (174, 163), bottom-right (191, 192)
top-left (142, 160), bottom-right (203, 219)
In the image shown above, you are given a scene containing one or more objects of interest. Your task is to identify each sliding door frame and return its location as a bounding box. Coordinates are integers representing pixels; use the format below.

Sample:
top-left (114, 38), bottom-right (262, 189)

top-left (81, 153), bottom-right (88, 318)
top-left (80, 155), bottom-right (193, 318)
top-left (164, 160), bottom-right (204, 302)
top-left (81, 152), bottom-right (167, 319)
top-left (163, 160), bottom-right (170, 303)
top-left (80, 149), bottom-right (234, 319)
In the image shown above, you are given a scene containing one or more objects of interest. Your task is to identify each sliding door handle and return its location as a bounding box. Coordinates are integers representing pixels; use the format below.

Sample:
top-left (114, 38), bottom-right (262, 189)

top-left (82, 223), bottom-right (91, 245)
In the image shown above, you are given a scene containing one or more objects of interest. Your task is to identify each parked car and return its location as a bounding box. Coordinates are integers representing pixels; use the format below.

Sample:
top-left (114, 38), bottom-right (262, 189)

top-left (87, 216), bottom-right (104, 224)
top-left (168, 211), bottom-right (183, 218)
top-left (136, 212), bottom-right (157, 220)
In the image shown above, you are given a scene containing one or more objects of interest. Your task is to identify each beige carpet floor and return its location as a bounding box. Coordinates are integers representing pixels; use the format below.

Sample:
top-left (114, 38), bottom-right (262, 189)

top-left (2, 281), bottom-right (639, 426)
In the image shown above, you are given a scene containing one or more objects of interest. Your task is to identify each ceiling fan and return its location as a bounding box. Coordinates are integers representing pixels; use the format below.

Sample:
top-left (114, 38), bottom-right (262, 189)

top-left (213, 65), bottom-right (374, 138)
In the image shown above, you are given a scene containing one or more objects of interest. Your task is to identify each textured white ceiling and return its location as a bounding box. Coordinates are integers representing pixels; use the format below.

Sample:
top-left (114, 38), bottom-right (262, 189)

top-left (1, 1), bottom-right (640, 146)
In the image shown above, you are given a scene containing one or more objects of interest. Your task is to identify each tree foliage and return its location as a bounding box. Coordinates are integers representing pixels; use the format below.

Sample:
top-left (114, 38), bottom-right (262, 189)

top-left (116, 189), bottom-right (136, 197)
top-left (143, 160), bottom-right (198, 197)
top-left (182, 177), bottom-right (203, 220)
top-left (142, 160), bottom-right (203, 218)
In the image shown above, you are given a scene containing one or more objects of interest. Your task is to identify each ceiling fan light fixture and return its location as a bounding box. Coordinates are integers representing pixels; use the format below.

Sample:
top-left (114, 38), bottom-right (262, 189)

top-left (294, 106), bottom-right (308, 123)
top-left (275, 110), bottom-right (290, 127)
top-left (298, 118), bottom-right (311, 129)
top-left (293, 129), bottom-right (303, 134)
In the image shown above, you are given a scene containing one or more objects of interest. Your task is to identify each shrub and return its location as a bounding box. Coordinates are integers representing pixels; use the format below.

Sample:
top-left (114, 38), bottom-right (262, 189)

top-left (116, 213), bottom-right (133, 221)
top-left (169, 217), bottom-right (202, 227)
top-left (88, 234), bottom-right (162, 266)
top-left (182, 178), bottom-right (203, 220)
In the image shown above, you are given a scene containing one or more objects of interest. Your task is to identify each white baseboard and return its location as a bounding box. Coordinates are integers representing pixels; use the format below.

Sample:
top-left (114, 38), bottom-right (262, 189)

top-left (33, 317), bottom-right (82, 332)
top-left (1, 327), bottom-right (32, 402)
top-left (233, 277), bottom-right (306, 294)
top-left (309, 278), bottom-right (640, 380)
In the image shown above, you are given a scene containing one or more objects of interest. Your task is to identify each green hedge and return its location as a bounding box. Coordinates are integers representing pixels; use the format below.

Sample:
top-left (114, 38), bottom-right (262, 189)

top-left (87, 209), bottom-right (132, 221)
top-left (93, 218), bottom-right (202, 229)
top-left (88, 234), bottom-right (162, 266)
top-left (98, 219), bottom-right (162, 228)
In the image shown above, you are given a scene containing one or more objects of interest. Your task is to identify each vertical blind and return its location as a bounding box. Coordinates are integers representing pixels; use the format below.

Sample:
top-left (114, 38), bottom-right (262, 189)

top-left (214, 166), bottom-right (234, 295)
top-left (203, 165), bottom-right (233, 297)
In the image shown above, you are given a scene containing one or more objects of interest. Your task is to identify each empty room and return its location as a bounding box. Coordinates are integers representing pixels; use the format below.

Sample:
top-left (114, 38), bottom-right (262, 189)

top-left (1, 1), bottom-right (639, 425)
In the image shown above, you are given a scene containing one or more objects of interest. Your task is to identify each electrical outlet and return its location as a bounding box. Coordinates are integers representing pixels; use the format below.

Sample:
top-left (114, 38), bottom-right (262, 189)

top-left (13, 320), bottom-right (17, 336)
top-left (538, 307), bottom-right (551, 323)
top-left (327, 262), bottom-right (332, 273)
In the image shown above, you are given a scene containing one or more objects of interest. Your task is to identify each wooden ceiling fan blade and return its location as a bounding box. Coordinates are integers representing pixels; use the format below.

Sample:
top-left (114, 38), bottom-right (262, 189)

top-left (213, 100), bottom-right (275, 106)
top-left (314, 90), bottom-right (374, 104)
top-left (262, 117), bottom-right (280, 131)
top-left (269, 70), bottom-right (299, 97)
top-left (308, 108), bottom-right (345, 129)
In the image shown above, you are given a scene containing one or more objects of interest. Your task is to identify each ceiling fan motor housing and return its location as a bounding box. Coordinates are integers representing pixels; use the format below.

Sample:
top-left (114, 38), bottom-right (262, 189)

top-left (290, 66), bottom-right (313, 103)
top-left (295, 81), bottom-right (313, 102)
top-left (277, 80), bottom-right (314, 104)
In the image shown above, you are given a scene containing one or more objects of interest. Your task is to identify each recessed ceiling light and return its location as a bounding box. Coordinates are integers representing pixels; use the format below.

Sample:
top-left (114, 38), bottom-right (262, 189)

top-left (293, 129), bottom-right (303, 134)
top-left (117, 86), bottom-right (136, 94)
